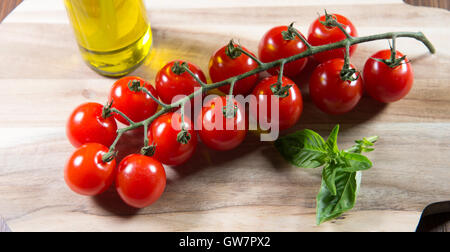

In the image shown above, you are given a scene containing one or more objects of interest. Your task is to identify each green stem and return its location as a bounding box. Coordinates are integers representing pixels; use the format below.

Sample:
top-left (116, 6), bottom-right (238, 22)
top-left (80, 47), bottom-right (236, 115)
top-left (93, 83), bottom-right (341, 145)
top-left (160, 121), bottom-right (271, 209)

top-left (180, 102), bottom-right (186, 131)
top-left (111, 108), bottom-right (135, 125)
top-left (345, 136), bottom-right (379, 154)
top-left (102, 130), bottom-right (124, 162)
top-left (224, 79), bottom-right (237, 118)
top-left (291, 26), bottom-right (312, 49)
top-left (333, 19), bottom-right (353, 39)
top-left (237, 47), bottom-right (264, 65)
top-left (140, 86), bottom-right (169, 108)
top-left (183, 65), bottom-right (207, 88)
top-left (277, 60), bottom-right (286, 84)
top-left (339, 41), bottom-right (358, 82)
top-left (390, 35), bottom-right (397, 61)
top-left (176, 102), bottom-right (192, 144)
top-left (343, 42), bottom-right (351, 69)
top-left (143, 123), bottom-right (149, 147)
top-left (270, 60), bottom-right (291, 98)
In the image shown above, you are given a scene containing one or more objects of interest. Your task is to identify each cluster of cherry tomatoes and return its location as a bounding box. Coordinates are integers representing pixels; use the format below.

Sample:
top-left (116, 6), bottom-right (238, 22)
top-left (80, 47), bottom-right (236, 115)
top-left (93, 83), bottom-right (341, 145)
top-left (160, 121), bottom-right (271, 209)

top-left (64, 13), bottom-right (414, 209)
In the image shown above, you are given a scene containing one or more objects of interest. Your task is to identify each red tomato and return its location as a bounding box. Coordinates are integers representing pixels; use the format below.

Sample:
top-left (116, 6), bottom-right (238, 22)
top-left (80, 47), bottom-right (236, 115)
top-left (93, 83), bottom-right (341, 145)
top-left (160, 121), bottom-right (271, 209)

top-left (309, 59), bottom-right (363, 115)
top-left (197, 96), bottom-right (247, 151)
top-left (258, 26), bottom-right (309, 78)
top-left (155, 61), bottom-right (206, 104)
top-left (307, 14), bottom-right (358, 63)
top-left (64, 143), bottom-right (116, 196)
top-left (66, 102), bottom-right (117, 148)
top-left (147, 112), bottom-right (197, 166)
top-left (251, 76), bottom-right (303, 131)
top-left (363, 49), bottom-right (414, 103)
top-left (109, 76), bottom-right (158, 125)
top-left (209, 44), bottom-right (259, 95)
top-left (116, 154), bottom-right (166, 208)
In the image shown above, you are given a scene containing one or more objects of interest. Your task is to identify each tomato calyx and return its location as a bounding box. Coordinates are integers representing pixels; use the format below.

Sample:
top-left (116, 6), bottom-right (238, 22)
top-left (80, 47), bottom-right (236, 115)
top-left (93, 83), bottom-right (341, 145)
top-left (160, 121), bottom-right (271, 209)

top-left (128, 79), bottom-right (144, 92)
top-left (171, 61), bottom-right (189, 75)
top-left (319, 10), bottom-right (339, 28)
top-left (270, 82), bottom-right (292, 98)
top-left (102, 149), bottom-right (117, 163)
top-left (225, 40), bottom-right (242, 59)
top-left (340, 66), bottom-right (360, 82)
top-left (339, 42), bottom-right (360, 82)
top-left (101, 100), bottom-right (114, 119)
top-left (370, 55), bottom-right (409, 68)
top-left (317, 10), bottom-right (353, 41)
top-left (176, 129), bottom-right (192, 145)
top-left (270, 61), bottom-right (293, 98)
top-left (141, 144), bottom-right (156, 156)
top-left (222, 100), bottom-right (239, 118)
top-left (281, 23), bottom-right (297, 41)
top-left (370, 40), bottom-right (410, 68)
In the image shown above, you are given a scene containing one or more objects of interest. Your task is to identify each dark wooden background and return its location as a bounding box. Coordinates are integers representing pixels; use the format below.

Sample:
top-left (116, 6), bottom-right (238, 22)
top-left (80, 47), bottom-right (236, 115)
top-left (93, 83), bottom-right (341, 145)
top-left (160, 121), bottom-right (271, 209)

top-left (0, 0), bottom-right (449, 23)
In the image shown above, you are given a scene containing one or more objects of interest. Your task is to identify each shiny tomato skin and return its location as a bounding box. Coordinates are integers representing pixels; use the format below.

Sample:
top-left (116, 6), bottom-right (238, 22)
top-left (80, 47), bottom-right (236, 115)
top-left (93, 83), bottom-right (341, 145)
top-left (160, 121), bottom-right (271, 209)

top-left (109, 76), bottom-right (158, 125)
top-left (116, 154), bottom-right (166, 209)
top-left (147, 112), bottom-right (197, 166)
top-left (197, 96), bottom-right (247, 151)
top-left (309, 59), bottom-right (363, 115)
top-left (155, 61), bottom-right (206, 104)
top-left (363, 50), bottom-right (414, 103)
top-left (209, 44), bottom-right (259, 95)
top-left (251, 76), bottom-right (303, 131)
top-left (66, 102), bottom-right (118, 148)
top-left (258, 26), bottom-right (309, 78)
top-left (64, 143), bottom-right (116, 196)
top-left (307, 14), bottom-right (358, 63)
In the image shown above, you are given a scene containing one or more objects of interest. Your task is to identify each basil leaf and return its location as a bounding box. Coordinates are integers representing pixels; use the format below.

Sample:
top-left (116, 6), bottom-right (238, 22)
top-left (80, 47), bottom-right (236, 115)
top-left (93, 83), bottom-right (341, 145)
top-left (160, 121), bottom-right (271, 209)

top-left (340, 152), bottom-right (373, 172)
top-left (274, 129), bottom-right (328, 168)
top-left (316, 170), bottom-right (360, 225)
top-left (274, 125), bottom-right (378, 225)
top-left (322, 164), bottom-right (337, 196)
top-left (326, 125), bottom-right (340, 153)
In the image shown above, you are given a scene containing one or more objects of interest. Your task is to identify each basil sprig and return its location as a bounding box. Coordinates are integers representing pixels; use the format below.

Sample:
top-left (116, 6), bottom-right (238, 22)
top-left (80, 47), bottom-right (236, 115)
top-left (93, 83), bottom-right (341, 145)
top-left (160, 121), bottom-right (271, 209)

top-left (274, 125), bottom-right (378, 225)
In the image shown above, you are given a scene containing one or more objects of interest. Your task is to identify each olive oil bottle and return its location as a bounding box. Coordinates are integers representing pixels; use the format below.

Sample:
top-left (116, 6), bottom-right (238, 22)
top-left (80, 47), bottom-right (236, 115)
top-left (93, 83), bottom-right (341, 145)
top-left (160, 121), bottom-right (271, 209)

top-left (64, 0), bottom-right (152, 77)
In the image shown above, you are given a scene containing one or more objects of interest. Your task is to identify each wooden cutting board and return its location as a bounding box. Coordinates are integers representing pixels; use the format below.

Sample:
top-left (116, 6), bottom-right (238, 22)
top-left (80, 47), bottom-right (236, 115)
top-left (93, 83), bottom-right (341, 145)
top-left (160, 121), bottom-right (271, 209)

top-left (0, 0), bottom-right (448, 232)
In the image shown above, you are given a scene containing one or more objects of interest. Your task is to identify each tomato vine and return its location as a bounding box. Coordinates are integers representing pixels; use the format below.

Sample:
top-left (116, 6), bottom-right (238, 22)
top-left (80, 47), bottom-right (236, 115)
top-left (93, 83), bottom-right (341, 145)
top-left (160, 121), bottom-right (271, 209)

top-left (101, 12), bottom-right (435, 163)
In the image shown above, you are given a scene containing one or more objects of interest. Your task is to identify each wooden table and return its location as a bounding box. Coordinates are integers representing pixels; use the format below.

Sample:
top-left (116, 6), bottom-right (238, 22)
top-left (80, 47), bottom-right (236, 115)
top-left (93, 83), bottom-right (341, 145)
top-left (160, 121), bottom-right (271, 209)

top-left (0, 0), bottom-right (449, 232)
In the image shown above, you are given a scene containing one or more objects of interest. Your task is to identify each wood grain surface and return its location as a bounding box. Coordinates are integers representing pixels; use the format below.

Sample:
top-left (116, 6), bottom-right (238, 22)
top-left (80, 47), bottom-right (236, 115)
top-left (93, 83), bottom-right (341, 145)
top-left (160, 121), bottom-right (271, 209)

top-left (0, 0), bottom-right (449, 23)
top-left (0, 0), bottom-right (448, 23)
top-left (0, 0), bottom-right (449, 232)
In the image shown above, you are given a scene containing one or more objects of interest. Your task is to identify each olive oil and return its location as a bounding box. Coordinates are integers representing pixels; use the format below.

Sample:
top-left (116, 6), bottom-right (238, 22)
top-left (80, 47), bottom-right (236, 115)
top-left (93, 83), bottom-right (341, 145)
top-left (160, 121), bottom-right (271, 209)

top-left (64, 0), bottom-right (152, 77)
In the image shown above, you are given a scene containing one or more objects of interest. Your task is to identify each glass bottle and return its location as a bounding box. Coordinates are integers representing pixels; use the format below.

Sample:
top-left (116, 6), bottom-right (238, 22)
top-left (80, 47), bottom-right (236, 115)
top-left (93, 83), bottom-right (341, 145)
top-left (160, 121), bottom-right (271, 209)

top-left (64, 0), bottom-right (152, 77)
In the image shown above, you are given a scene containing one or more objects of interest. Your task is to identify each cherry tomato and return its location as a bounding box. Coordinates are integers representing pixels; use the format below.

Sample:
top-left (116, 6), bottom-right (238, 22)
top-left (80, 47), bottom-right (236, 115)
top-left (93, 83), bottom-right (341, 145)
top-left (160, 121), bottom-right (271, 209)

top-left (251, 76), bottom-right (303, 131)
top-left (116, 154), bottom-right (166, 208)
top-left (258, 26), bottom-right (309, 78)
top-left (155, 61), bottom-right (206, 104)
top-left (64, 143), bottom-right (116, 196)
top-left (147, 112), bottom-right (197, 166)
top-left (309, 59), bottom-right (363, 115)
top-left (109, 76), bottom-right (158, 125)
top-left (66, 102), bottom-right (117, 148)
top-left (363, 49), bottom-right (414, 103)
top-left (197, 96), bottom-right (247, 151)
top-left (209, 44), bottom-right (259, 95)
top-left (307, 14), bottom-right (358, 63)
